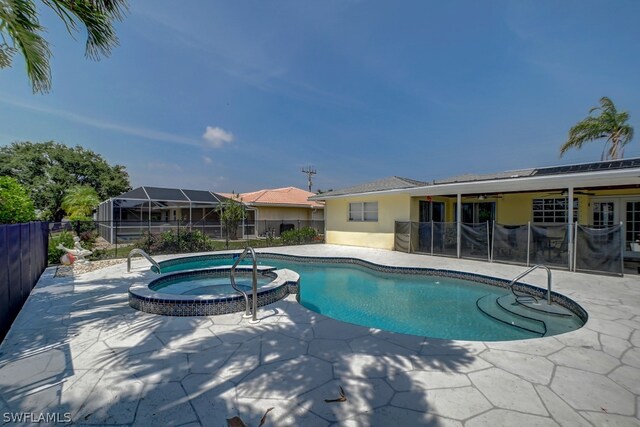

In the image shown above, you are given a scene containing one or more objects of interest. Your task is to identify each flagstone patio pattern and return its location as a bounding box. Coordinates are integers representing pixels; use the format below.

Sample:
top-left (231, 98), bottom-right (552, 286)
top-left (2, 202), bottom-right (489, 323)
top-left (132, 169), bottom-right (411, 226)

top-left (0, 244), bottom-right (639, 426)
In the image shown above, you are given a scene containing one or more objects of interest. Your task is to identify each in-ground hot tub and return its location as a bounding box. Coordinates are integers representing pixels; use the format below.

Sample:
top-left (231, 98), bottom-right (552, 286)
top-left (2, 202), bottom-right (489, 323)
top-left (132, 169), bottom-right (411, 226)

top-left (128, 266), bottom-right (299, 316)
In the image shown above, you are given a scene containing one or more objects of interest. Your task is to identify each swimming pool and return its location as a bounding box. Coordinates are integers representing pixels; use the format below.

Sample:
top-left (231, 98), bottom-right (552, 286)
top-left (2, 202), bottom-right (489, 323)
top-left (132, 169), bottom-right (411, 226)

top-left (149, 253), bottom-right (586, 341)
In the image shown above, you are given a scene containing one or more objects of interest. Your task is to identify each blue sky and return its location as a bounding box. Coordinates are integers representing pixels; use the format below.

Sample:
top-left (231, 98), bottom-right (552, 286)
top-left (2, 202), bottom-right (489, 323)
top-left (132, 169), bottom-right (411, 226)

top-left (1, 0), bottom-right (639, 193)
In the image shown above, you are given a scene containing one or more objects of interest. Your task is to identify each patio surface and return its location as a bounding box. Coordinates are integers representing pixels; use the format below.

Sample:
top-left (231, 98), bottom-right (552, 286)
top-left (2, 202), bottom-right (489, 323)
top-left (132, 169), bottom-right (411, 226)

top-left (1, 244), bottom-right (639, 426)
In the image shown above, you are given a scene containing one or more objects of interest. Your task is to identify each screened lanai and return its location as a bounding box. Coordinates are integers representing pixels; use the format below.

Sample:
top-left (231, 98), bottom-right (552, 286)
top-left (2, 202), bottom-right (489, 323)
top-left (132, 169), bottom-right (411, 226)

top-left (96, 186), bottom-right (256, 243)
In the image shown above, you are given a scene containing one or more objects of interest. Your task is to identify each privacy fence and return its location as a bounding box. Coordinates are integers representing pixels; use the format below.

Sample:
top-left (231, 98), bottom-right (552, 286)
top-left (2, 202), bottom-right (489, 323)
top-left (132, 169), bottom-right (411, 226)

top-left (395, 221), bottom-right (624, 275)
top-left (50, 219), bottom-right (325, 261)
top-left (0, 222), bottom-right (49, 342)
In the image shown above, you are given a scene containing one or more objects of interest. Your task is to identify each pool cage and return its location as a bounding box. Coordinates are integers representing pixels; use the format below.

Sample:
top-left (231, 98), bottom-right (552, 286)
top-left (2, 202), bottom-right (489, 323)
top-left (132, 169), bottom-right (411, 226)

top-left (96, 187), bottom-right (256, 243)
top-left (395, 221), bottom-right (624, 275)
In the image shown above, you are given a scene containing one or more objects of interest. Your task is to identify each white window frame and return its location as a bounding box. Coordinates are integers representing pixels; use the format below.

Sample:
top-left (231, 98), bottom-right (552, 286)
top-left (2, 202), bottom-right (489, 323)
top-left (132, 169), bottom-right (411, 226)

top-left (532, 197), bottom-right (578, 224)
top-left (349, 202), bottom-right (378, 222)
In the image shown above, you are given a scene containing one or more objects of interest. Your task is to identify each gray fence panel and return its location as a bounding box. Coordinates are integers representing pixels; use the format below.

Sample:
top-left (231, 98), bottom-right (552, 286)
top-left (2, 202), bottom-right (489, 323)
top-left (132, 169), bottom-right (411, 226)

top-left (6, 225), bottom-right (22, 320)
top-left (460, 223), bottom-right (489, 260)
top-left (20, 224), bottom-right (31, 300)
top-left (394, 221), bottom-right (411, 253)
top-left (492, 224), bottom-right (529, 264)
top-left (530, 224), bottom-right (569, 268)
top-left (0, 227), bottom-right (8, 337)
top-left (1, 222), bottom-right (49, 342)
top-left (433, 222), bottom-right (457, 257)
top-left (575, 224), bottom-right (623, 275)
top-left (416, 222), bottom-right (433, 254)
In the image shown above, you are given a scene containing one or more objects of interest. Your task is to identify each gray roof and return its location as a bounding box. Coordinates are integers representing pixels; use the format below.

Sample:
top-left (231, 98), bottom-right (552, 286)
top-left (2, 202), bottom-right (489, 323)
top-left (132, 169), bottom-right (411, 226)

top-left (313, 157), bottom-right (640, 198)
top-left (113, 186), bottom-right (224, 203)
top-left (310, 176), bottom-right (427, 199)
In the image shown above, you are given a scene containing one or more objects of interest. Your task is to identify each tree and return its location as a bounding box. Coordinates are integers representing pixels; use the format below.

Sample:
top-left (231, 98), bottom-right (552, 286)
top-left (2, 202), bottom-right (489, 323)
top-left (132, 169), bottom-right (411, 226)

top-left (0, 0), bottom-right (127, 93)
top-left (0, 176), bottom-right (35, 223)
top-left (0, 141), bottom-right (130, 221)
top-left (61, 185), bottom-right (100, 219)
top-left (560, 97), bottom-right (634, 160)
top-left (217, 194), bottom-right (245, 249)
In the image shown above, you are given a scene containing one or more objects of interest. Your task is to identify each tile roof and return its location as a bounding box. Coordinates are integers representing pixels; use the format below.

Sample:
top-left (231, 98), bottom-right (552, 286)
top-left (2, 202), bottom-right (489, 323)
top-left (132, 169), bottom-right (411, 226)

top-left (222, 187), bottom-right (323, 208)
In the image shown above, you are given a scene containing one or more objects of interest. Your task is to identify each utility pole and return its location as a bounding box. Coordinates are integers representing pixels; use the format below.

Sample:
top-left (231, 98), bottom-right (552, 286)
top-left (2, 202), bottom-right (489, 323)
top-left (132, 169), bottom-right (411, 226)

top-left (301, 166), bottom-right (317, 192)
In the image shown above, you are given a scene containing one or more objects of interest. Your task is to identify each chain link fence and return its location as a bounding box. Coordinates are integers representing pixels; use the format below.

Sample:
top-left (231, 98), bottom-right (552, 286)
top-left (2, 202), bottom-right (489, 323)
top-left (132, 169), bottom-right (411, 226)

top-left (49, 219), bottom-right (324, 264)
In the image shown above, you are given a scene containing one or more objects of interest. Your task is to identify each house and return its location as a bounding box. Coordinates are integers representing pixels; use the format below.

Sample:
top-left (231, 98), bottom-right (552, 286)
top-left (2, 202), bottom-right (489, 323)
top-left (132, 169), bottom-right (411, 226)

top-left (221, 187), bottom-right (324, 236)
top-left (310, 158), bottom-right (640, 274)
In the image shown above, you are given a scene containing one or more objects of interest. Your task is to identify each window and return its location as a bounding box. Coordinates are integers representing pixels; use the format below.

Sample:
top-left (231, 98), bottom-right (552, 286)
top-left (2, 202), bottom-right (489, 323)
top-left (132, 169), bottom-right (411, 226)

top-left (454, 202), bottom-right (495, 223)
top-left (532, 198), bottom-right (578, 223)
top-left (349, 202), bottom-right (378, 222)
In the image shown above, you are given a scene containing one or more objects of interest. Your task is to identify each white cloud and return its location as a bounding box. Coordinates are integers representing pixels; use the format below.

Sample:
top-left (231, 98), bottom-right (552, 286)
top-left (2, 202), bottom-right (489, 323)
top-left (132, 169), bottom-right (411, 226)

top-left (202, 126), bottom-right (234, 148)
top-left (202, 156), bottom-right (213, 164)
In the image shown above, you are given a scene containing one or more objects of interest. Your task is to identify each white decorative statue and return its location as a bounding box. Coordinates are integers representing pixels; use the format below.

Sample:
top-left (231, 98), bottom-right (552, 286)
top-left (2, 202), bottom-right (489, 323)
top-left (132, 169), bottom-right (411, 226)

top-left (57, 237), bottom-right (92, 264)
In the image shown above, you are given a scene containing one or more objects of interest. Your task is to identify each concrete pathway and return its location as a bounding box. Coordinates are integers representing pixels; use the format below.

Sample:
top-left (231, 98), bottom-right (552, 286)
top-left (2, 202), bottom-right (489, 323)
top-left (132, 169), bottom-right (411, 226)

top-left (0, 244), bottom-right (639, 426)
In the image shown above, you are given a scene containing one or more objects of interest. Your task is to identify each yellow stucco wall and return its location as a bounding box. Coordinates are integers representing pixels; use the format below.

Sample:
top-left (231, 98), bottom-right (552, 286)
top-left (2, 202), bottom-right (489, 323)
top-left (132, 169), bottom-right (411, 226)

top-left (325, 194), bottom-right (411, 249)
top-left (324, 188), bottom-right (640, 250)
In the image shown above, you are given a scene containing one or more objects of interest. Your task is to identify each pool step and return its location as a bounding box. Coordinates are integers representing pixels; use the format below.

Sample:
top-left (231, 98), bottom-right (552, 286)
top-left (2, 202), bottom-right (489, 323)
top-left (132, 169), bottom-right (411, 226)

top-left (476, 295), bottom-right (546, 336)
top-left (497, 294), bottom-right (583, 336)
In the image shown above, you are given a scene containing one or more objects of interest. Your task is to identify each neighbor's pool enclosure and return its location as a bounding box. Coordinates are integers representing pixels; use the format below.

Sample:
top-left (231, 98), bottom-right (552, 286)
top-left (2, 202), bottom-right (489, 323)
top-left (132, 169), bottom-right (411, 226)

top-left (96, 187), bottom-right (256, 243)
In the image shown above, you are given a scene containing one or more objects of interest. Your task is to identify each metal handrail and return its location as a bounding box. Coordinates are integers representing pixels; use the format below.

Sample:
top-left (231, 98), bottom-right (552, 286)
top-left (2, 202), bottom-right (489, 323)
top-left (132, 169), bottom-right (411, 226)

top-left (509, 265), bottom-right (552, 305)
top-left (127, 249), bottom-right (161, 273)
top-left (230, 247), bottom-right (259, 323)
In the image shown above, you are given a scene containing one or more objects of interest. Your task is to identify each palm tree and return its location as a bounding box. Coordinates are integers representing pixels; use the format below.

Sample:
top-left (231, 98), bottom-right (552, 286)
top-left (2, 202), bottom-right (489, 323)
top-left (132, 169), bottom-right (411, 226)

top-left (0, 0), bottom-right (127, 93)
top-left (61, 185), bottom-right (100, 219)
top-left (560, 97), bottom-right (634, 160)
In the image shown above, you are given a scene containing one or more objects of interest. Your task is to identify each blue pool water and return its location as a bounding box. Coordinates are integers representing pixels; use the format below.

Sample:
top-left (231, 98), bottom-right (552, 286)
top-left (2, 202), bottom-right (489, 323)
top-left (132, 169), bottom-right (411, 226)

top-left (156, 255), bottom-right (584, 341)
top-left (151, 274), bottom-right (273, 296)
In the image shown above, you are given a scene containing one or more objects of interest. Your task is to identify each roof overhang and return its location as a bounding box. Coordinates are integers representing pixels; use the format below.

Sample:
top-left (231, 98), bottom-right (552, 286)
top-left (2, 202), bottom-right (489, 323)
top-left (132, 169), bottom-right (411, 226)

top-left (316, 168), bottom-right (640, 200)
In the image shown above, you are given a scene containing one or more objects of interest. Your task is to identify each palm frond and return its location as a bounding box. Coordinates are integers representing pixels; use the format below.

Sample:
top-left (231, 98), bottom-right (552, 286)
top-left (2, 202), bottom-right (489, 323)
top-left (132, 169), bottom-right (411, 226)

top-left (42, 0), bottom-right (127, 60)
top-left (0, 0), bottom-right (52, 92)
top-left (561, 97), bottom-right (634, 160)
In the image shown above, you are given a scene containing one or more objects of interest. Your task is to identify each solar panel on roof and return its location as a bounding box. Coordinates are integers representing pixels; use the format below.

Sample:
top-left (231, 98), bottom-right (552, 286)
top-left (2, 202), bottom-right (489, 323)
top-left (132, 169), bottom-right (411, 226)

top-left (533, 158), bottom-right (640, 176)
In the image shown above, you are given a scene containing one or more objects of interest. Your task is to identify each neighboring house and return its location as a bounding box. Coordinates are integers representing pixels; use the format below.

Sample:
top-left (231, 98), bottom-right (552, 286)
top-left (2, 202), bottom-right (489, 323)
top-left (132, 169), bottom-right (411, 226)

top-left (96, 186), bottom-right (252, 242)
top-left (310, 158), bottom-right (640, 273)
top-left (221, 187), bottom-right (324, 236)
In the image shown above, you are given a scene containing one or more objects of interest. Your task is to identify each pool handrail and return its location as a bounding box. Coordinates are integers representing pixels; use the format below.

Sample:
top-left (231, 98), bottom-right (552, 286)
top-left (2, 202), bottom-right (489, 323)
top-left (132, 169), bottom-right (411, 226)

top-left (127, 249), bottom-right (161, 274)
top-left (509, 264), bottom-right (552, 305)
top-left (230, 247), bottom-right (259, 323)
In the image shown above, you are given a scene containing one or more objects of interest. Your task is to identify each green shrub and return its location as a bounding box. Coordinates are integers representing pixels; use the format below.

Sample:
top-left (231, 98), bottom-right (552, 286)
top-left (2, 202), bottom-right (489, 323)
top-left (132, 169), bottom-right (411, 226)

top-left (280, 227), bottom-right (318, 245)
top-left (298, 226), bottom-right (318, 243)
top-left (136, 229), bottom-right (215, 254)
top-left (48, 231), bottom-right (75, 264)
top-left (0, 176), bottom-right (35, 224)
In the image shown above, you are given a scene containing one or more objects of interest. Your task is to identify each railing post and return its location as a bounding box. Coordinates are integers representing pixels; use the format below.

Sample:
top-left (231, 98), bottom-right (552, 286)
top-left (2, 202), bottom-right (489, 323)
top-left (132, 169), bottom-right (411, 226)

top-left (487, 221), bottom-right (491, 262)
top-left (430, 220), bottom-right (434, 255)
top-left (526, 221), bottom-right (531, 267)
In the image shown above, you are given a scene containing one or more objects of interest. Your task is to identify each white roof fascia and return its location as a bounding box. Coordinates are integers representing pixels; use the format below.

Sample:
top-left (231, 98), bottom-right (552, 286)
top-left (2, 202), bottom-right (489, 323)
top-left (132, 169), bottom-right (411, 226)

top-left (317, 168), bottom-right (640, 200)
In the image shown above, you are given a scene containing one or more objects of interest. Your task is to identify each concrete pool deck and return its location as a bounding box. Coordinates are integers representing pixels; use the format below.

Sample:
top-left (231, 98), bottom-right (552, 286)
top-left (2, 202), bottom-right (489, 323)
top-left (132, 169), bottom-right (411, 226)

top-left (0, 244), bottom-right (639, 426)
